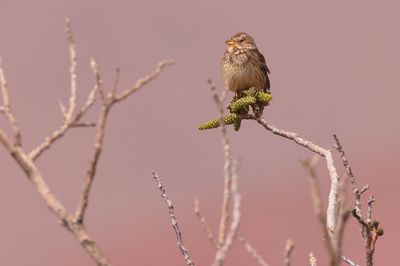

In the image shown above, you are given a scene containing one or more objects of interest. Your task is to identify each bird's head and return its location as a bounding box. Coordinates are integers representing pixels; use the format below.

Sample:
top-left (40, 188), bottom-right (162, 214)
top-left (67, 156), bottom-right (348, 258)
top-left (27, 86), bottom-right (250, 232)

top-left (225, 32), bottom-right (257, 51)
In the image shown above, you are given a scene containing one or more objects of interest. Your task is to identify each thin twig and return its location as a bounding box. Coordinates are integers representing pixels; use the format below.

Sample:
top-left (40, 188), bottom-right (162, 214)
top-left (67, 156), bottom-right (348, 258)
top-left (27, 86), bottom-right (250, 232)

top-left (152, 171), bottom-right (195, 266)
top-left (242, 114), bottom-right (340, 235)
top-left (367, 196), bottom-right (375, 221)
top-left (71, 122), bottom-right (96, 127)
top-left (111, 67), bottom-right (120, 97)
top-left (194, 198), bottom-right (217, 247)
top-left (209, 79), bottom-right (232, 247)
top-left (333, 134), bottom-right (383, 266)
top-left (75, 58), bottom-right (173, 223)
top-left (75, 103), bottom-right (110, 223)
top-left (212, 160), bottom-right (241, 266)
top-left (302, 156), bottom-right (337, 265)
top-left (333, 134), bottom-right (364, 219)
top-left (114, 60), bottom-right (175, 103)
top-left (309, 252), bottom-right (317, 266)
top-left (0, 17), bottom-right (174, 266)
top-left (341, 255), bottom-right (359, 266)
top-left (28, 51), bottom-right (101, 161)
top-left (0, 64), bottom-right (22, 146)
top-left (64, 17), bottom-right (78, 122)
top-left (0, 124), bottom-right (110, 266)
top-left (284, 239), bottom-right (294, 266)
top-left (239, 236), bottom-right (269, 266)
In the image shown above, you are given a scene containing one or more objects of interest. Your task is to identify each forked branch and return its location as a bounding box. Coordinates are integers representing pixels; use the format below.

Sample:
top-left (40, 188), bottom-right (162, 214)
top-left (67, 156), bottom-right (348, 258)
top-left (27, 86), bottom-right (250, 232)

top-left (0, 17), bottom-right (173, 266)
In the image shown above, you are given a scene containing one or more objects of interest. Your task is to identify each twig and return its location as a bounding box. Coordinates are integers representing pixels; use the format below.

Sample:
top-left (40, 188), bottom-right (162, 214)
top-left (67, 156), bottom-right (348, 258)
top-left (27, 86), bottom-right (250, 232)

top-left (239, 236), bottom-right (269, 266)
top-left (242, 114), bottom-right (340, 235)
top-left (75, 58), bottom-right (173, 223)
top-left (64, 17), bottom-right (78, 122)
top-left (0, 64), bottom-right (22, 146)
top-left (284, 239), bottom-right (294, 266)
top-left (113, 60), bottom-right (175, 103)
top-left (367, 196), bottom-right (375, 221)
top-left (333, 135), bottom-right (383, 266)
top-left (341, 255), bottom-right (358, 266)
top-left (309, 252), bottom-right (317, 266)
top-left (303, 156), bottom-right (350, 266)
top-left (302, 156), bottom-right (337, 265)
top-left (111, 67), bottom-right (120, 97)
top-left (71, 122), bottom-right (96, 127)
top-left (212, 160), bottom-right (241, 266)
top-left (75, 103), bottom-right (110, 223)
top-left (194, 198), bottom-right (217, 247)
top-left (0, 126), bottom-right (110, 265)
top-left (28, 48), bottom-right (100, 161)
top-left (0, 17), bottom-right (174, 266)
top-left (332, 134), bottom-right (364, 220)
top-left (152, 171), bottom-right (195, 266)
top-left (208, 79), bottom-right (232, 247)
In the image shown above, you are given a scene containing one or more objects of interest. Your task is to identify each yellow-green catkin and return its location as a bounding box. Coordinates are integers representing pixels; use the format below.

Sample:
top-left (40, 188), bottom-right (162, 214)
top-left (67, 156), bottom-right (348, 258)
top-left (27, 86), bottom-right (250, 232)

top-left (255, 92), bottom-right (272, 105)
top-left (198, 113), bottom-right (239, 130)
top-left (229, 96), bottom-right (257, 113)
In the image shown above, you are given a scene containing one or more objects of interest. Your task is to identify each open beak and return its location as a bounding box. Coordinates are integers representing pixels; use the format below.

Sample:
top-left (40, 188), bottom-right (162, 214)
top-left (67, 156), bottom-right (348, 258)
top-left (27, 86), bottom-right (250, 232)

top-left (225, 38), bottom-right (235, 46)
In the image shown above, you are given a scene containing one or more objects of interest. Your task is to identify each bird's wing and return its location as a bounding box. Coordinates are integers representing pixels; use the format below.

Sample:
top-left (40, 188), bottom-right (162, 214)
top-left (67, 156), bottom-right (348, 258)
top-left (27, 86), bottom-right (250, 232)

top-left (257, 49), bottom-right (271, 91)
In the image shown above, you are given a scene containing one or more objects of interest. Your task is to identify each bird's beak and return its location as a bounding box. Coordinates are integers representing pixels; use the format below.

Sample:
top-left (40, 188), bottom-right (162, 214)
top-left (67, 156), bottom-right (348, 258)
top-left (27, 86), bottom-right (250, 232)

top-left (225, 38), bottom-right (235, 46)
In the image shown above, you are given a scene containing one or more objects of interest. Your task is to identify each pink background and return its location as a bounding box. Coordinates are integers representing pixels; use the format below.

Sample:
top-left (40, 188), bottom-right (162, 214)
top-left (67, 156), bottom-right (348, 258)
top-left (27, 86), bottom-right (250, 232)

top-left (0, 1), bottom-right (399, 265)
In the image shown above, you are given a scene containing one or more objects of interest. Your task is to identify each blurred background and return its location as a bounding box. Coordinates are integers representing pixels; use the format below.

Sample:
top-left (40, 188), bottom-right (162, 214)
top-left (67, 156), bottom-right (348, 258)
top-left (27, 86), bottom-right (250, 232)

top-left (0, 0), bottom-right (399, 265)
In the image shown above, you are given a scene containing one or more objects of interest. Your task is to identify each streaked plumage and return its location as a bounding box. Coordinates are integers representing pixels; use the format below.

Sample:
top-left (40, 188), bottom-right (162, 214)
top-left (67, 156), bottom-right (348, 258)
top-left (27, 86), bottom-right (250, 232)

top-left (222, 32), bottom-right (270, 95)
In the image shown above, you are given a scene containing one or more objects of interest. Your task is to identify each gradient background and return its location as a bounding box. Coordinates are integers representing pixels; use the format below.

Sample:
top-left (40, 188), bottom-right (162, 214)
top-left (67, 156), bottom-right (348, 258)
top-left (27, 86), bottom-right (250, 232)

top-left (0, 1), bottom-right (399, 265)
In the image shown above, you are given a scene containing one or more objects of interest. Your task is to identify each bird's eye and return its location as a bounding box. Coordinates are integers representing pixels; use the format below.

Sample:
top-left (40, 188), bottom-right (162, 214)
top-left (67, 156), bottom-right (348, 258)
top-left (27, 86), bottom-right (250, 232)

top-left (238, 38), bottom-right (244, 43)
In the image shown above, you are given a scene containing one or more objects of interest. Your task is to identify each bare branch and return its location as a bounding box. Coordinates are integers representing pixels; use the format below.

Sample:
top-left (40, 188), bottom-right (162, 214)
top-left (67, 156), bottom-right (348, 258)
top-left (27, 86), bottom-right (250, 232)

top-left (212, 160), bottom-right (241, 266)
top-left (75, 103), bottom-right (110, 223)
top-left (243, 114), bottom-right (340, 234)
top-left (367, 196), bottom-right (375, 221)
top-left (208, 79), bottom-right (232, 247)
top-left (333, 134), bottom-right (383, 266)
top-left (239, 236), bottom-right (269, 266)
top-left (333, 134), bottom-right (363, 218)
top-left (152, 171), bottom-right (195, 266)
top-left (302, 156), bottom-right (337, 265)
top-left (111, 67), bottom-right (120, 97)
top-left (114, 60), bottom-right (175, 103)
top-left (0, 124), bottom-right (110, 265)
top-left (28, 49), bottom-right (101, 161)
top-left (341, 255), bottom-right (359, 266)
top-left (75, 58), bottom-right (101, 121)
top-left (309, 252), bottom-right (317, 266)
top-left (64, 17), bottom-right (78, 122)
top-left (284, 239), bottom-right (294, 266)
top-left (194, 198), bottom-right (217, 248)
top-left (0, 64), bottom-right (22, 146)
top-left (71, 122), bottom-right (96, 128)
top-left (0, 16), bottom-right (175, 265)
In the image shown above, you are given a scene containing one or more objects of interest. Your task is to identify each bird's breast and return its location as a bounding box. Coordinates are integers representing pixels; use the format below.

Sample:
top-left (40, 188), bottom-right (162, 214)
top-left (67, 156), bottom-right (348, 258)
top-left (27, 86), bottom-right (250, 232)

top-left (222, 52), bottom-right (265, 92)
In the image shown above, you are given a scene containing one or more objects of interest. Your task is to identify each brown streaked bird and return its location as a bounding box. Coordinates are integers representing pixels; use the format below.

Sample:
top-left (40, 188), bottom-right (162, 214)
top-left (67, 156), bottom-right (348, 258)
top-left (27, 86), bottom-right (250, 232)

top-left (222, 32), bottom-right (270, 97)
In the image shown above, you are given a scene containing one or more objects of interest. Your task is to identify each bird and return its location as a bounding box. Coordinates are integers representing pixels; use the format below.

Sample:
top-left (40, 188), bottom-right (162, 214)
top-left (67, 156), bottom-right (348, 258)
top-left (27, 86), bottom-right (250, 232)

top-left (222, 32), bottom-right (270, 98)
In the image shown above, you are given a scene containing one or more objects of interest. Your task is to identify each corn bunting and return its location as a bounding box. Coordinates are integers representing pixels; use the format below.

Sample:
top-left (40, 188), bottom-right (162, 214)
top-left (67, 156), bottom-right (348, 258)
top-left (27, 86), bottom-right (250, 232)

top-left (222, 32), bottom-right (270, 97)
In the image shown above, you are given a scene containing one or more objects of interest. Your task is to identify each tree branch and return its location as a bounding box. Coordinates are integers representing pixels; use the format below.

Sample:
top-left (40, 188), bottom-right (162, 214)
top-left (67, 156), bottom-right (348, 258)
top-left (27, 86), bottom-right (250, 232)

top-left (239, 236), bottom-right (269, 266)
top-left (212, 160), bottom-right (241, 266)
top-left (284, 239), bottom-right (294, 266)
top-left (0, 63), bottom-right (22, 146)
top-left (0, 17), bottom-right (174, 266)
top-left (242, 114), bottom-right (340, 235)
top-left (333, 134), bottom-right (383, 266)
top-left (113, 60), bottom-right (174, 103)
top-left (194, 198), bottom-right (217, 248)
top-left (152, 171), bottom-right (195, 266)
